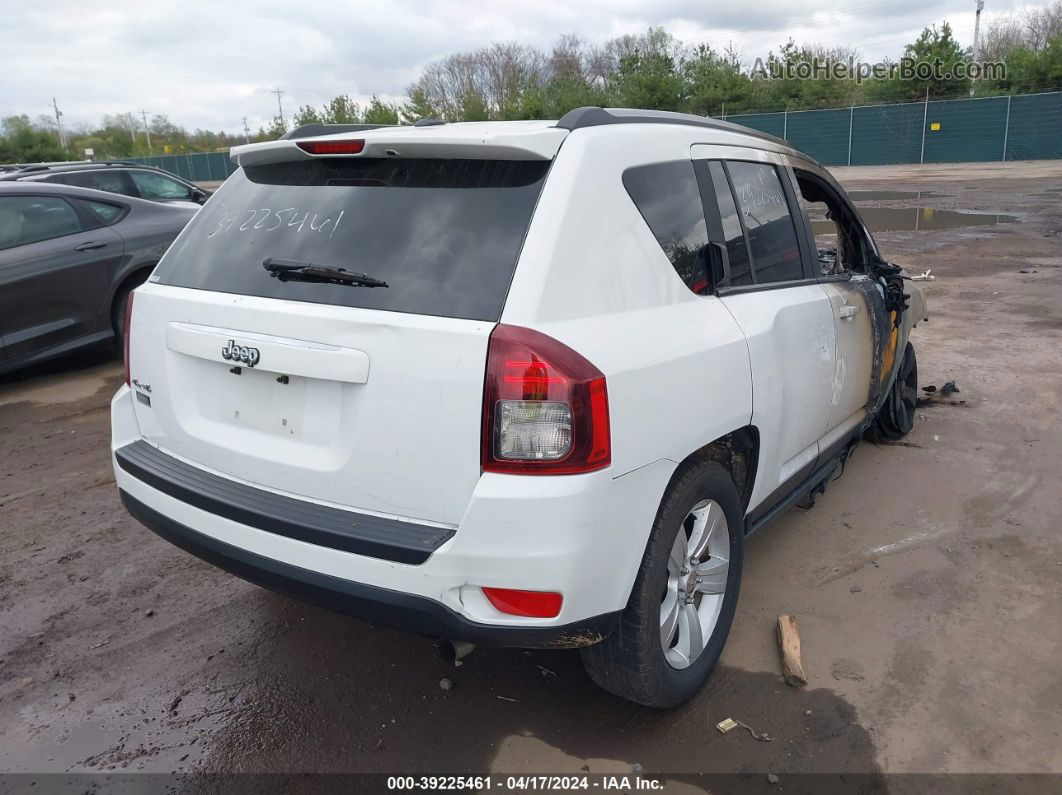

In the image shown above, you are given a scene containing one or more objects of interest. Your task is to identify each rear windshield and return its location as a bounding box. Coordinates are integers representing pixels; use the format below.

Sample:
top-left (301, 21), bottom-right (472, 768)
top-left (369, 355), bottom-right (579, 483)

top-left (152, 157), bottom-right (549, 321)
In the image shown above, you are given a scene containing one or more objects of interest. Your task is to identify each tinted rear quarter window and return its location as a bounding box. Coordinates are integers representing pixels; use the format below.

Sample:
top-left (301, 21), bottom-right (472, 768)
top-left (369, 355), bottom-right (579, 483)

top-left (152, 158), bottom-right (549, 322)
top-left (725, 161), bottom-right (803, 284)
top-left (623, 161), bottom-right (709, 294)
top-left (76, 198), bottom-right (126, 225)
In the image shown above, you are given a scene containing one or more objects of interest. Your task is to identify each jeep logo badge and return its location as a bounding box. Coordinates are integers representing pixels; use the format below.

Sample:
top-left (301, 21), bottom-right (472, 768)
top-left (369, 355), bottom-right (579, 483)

top-left (221, 340), bottom-right (260, 368)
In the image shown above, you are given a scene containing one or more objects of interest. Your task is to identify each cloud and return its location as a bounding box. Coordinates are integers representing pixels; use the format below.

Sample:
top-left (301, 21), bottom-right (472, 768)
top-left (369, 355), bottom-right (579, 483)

top-left (0, 0), bottom-right (1039, 133)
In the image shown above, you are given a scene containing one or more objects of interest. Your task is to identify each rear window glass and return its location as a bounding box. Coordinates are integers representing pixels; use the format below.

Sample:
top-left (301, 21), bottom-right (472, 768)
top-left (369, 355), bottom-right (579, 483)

top-left (152, 158), bottom-right (549, 321)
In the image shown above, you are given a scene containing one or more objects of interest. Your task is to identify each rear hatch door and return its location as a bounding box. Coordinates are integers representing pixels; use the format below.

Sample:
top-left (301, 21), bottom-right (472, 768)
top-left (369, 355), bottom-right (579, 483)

top-left (129, 153), bottom-right (551, 527)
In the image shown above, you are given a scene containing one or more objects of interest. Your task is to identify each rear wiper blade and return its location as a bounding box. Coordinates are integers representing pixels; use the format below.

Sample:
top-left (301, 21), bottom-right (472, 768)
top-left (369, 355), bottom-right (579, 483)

top-left (262, 257), bottom-right (389, 288)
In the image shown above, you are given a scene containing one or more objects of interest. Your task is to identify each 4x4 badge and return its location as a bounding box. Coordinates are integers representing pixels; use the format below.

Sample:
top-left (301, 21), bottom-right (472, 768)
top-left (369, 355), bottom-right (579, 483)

top-left (221, 340), bottom-right (260, 368)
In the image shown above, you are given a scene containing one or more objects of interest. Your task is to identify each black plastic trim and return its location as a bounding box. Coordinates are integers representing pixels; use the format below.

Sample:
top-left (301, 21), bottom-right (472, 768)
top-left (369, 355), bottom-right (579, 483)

top-left (554, 107), bottom-right (790, 148)
top-left (715, 276), bottom-right (823, 297)
top-left (746, 428), bottom-right (862, 534)
top-left (115, 441), bottom-right (453, 565)
top-left (120, 491), bottom-right (620, 648)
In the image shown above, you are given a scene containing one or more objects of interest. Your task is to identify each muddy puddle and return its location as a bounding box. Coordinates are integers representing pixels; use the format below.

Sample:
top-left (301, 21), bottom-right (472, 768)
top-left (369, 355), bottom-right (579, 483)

top-left (814, 206), bottom-right (1017, 233)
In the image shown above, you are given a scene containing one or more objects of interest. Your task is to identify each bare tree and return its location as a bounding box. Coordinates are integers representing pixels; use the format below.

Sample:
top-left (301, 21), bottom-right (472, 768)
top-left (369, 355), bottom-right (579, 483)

top-left (1024, 0), bottom-right (1062, 50)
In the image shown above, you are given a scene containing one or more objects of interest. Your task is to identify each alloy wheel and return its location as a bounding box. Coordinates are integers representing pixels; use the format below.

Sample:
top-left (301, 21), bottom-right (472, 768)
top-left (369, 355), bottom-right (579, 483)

top-left (660, 499), bottom-right (731, 669)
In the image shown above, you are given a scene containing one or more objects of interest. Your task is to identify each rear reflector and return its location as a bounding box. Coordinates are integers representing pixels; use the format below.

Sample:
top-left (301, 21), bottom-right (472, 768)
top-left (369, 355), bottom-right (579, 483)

top-left (482, 587), bottom-right (563, 618)
top-left (296, 139), bottom-right (365, 155)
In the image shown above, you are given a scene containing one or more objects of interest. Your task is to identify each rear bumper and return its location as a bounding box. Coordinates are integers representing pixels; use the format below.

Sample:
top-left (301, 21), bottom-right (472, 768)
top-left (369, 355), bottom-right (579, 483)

top-left (111, 384), bottom-right (676, 645)
top-left (121, 490), bottom-right (619, 647)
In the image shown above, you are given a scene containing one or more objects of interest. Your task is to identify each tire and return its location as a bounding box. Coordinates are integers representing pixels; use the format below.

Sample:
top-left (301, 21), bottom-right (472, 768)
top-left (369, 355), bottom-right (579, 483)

top-left (866, 341), bottom-right (918, 442)
top-left (112, 285), bottom-right (134, 344)
top-left (111, 272), bottom-right (151, 344)
top-left (581, 460), bottom-right (744, 708)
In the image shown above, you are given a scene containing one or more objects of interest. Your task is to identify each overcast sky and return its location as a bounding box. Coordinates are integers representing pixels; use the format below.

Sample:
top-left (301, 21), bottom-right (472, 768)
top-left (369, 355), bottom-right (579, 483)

top-left (0, 0), bottom-right (1047, 134)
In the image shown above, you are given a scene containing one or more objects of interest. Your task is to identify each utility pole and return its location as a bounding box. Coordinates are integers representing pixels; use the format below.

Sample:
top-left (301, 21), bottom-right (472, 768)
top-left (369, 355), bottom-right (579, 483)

top-left (52, 97), bottom-right (67, 152)
top-left (271, 87), bottom-right (286, 129)
top-left (242, 116), bottom-right (251, 144)
top-left (127, 112), bottom-right (137, 143)
top-left (140, 109), bottom-right (153, 155)
top-left (972, 0), bottom-right (985, 61)
top-left (970, 0), bottom-right (985, 96)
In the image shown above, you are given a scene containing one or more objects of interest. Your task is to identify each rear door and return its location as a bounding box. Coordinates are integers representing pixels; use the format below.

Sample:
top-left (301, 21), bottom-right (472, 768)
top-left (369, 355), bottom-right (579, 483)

top-left (691, 147), bottom-right (836, 513)
top-left (0, 193), bottom-right (124, 361)
top-left (129, 156), bottom-right (550, 526)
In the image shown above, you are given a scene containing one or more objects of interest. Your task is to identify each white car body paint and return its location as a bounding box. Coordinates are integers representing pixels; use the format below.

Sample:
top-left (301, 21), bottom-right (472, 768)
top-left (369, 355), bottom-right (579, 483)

top-left (112, 116), bottom-right (925, 634)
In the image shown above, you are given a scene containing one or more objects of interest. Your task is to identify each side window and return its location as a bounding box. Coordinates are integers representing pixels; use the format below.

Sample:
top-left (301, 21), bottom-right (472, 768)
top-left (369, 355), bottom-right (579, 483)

top-left (62, 170), bottom-right (137, 197)
top-left (76, 198), bottom-right (126, 225)
top-left (704, 161), bottom-right (753, 287)
top-left (130, 170), bottom-right (193, 201)
top-left (794, 170), bottom-right (871, 275)
top-left (726, 161), bottom-right (804, 284)
top-left (0, 196), bottom-right (86, 249)
top-left (623, 161), bottom-right (710, 294)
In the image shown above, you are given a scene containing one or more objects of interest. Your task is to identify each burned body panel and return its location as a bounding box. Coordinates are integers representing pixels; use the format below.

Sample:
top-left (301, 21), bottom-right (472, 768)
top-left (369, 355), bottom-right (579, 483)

top-left (780, 153), bottom-right (926, 428)
top-left (860, 259), bottom-right (924, 422)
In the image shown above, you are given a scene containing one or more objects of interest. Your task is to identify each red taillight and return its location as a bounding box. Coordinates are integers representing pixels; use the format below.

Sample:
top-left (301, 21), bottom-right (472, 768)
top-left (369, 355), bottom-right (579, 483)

top-left (123, 290), bottom-right (135, 386)
top-left (482, 324), bottom-right (610, 475)
top-left (296, 139), bottom-right (365, 155)
top-left (482, 587), bottom-right (563, 618)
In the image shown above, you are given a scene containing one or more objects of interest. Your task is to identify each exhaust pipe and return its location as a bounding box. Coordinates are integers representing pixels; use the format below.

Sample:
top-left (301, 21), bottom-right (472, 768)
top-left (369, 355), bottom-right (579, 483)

top-left (438, 639), bottom-right (476, 665)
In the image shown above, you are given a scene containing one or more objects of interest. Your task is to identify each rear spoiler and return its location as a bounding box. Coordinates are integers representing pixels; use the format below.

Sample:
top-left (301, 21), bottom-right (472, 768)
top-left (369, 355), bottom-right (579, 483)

top-left (231, 125), bottom-right (567, 167)
top-left (281, 123), bottom-right (398, 140)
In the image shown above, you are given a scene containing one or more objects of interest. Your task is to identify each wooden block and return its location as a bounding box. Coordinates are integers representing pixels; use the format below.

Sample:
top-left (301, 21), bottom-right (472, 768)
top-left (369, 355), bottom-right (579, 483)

top-left (777, 614), bottom-right (807, 687)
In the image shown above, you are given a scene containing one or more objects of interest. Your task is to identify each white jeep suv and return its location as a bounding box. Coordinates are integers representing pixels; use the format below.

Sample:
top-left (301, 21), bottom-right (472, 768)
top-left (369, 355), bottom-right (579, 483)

top-left (111, 108), bottom-right (926, 707)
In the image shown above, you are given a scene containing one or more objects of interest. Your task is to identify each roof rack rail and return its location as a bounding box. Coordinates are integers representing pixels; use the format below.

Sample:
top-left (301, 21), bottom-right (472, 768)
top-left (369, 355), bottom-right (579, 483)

top-left (15, 164), bottom-right (51, 174)
top-left (281, 123), bottom-right (398, 141)
top-left (413, 118), bottom-right (445, 127)
top-left (554, 107), bottom-right (788, 147)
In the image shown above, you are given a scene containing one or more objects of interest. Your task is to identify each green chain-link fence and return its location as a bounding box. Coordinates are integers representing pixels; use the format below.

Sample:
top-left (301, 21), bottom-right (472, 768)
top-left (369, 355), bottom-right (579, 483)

top-left (126, 151), bottom-right (237, 182)
top-left (725, 91), bottom-right (1061, 166)
top-left (132, 91), bottom-right (1060, 182)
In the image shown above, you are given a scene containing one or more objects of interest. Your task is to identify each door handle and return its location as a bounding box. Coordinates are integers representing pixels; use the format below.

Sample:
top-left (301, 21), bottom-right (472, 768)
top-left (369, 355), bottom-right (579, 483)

top-left (838, 304), bottom-right (860, 319)
top-left (75, 241), bottom-right (107, 251)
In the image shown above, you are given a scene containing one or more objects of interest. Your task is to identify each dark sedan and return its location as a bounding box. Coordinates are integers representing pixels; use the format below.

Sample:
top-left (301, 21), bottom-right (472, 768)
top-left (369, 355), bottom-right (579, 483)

top-left (0, 181), bottom-right (196, 375)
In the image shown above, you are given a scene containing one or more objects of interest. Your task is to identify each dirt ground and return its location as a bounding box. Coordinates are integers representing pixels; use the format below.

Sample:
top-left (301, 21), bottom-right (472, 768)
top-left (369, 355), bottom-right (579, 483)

top-left (1, 161), bottom-right (1060, 788)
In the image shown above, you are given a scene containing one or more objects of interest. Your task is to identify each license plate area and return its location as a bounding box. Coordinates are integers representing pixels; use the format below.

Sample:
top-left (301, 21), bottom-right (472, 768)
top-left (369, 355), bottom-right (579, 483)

top-left (217, 364), bottom-right (315, 439)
